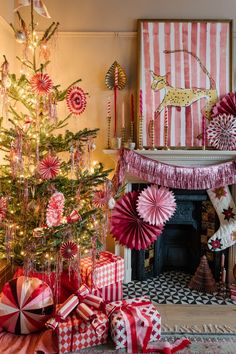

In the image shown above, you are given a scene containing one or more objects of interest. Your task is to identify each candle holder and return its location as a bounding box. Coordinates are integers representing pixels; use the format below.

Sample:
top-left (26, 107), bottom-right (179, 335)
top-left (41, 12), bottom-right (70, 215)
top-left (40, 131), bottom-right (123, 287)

top-left (150, 119), bottom-right (157, 150)
top-left (107, 116), bottom-right (111, 149)
top-left (121, 127), bottom-right (126, 147)
top-left (216, 267), bottom-right (230, 299)
top-left (130, 121), bottom-right (134, 143)
top-left (138, 115), bottom-right (144, 150)
top-left (163, 124), bottom-right (169, 150)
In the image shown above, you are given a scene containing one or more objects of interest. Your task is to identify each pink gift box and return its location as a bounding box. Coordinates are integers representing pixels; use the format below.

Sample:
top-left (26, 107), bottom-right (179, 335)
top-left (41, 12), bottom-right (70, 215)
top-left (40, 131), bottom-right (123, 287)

top-left (106, 297), bottom-right (161, 350)
top-left (80, 251), bottom-right (124, 288)
top-left (92, 281), bottom-right (123, 303)
top-left (58, 310), bottom-right (109, 353)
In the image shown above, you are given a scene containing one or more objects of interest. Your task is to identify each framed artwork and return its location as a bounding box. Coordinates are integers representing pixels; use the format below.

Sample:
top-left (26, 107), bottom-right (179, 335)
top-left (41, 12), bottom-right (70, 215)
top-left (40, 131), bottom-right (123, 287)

top-left (137, 19), bottom-right (233, 148)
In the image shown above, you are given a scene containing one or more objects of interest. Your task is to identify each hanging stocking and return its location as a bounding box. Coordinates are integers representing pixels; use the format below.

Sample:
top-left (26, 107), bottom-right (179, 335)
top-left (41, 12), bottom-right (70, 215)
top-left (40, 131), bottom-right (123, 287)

top-left (207, 185), bottom-right (236, 251)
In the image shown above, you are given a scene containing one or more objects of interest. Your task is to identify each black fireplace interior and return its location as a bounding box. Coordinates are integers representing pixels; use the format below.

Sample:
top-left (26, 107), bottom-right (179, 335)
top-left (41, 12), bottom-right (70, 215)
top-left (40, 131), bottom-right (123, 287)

top-left (131, 185), bottom-right (227, 281)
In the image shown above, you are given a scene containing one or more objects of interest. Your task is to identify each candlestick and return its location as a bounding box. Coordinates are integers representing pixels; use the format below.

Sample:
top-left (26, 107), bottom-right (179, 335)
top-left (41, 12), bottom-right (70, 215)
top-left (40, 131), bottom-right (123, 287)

top-left (139, 89), bottom-right (143, 117)
top-left (150, 119), bottom-right (155, 149)
top-left (131, 93), bottom-right (134, 122)
top-left (221, 253), bottom-right (225, 268)
top-left (130, 120), bottom-right (134, 142)
top-left (121, 127), bottom-right (126, 147)
top-left (222, 268), bottom-right (226, 283)
top-left (164, 108), bottom-right (169, 149)
top-left (138, 115), bottom-right (144, 150)
top-left (122, 101), bottom-right (125, 128)
top-left (202, 115), bottom-right (206, 149)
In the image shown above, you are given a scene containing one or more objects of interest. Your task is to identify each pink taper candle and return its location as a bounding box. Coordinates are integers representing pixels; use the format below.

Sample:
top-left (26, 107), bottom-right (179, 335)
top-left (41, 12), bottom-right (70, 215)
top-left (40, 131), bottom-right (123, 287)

top-left (139, 89), bottom-right (143, 117)
top-left (114, 66), bottom-right (119, 136)
top-left (221, 253), bottom-right (225, 268)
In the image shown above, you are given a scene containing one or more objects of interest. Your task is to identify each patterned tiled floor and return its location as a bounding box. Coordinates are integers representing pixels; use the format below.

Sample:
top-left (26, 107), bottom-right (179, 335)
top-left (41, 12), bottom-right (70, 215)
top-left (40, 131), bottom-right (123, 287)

top-left (123, 271), bottom-right (236, 305)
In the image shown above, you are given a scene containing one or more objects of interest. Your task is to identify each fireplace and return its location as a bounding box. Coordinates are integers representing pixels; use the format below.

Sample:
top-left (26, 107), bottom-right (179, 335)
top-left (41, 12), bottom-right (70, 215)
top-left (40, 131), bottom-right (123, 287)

top-left (105, 149), bottom-right (236, 284)
top-left (131, 189), bottom-right (225, 281)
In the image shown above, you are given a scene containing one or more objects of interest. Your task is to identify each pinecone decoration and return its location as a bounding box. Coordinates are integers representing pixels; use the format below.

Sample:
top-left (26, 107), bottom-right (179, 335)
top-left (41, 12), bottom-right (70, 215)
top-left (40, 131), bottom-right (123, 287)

top-left (188, 255), bottom-right (217, 294)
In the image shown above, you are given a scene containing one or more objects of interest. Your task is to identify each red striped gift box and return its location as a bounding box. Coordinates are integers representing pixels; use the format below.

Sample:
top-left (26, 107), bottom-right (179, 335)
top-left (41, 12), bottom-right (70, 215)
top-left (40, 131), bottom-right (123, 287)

top-left (92, 281), bottom-right (123, 303)
top-left (80, 251), bottom-right (124, 289)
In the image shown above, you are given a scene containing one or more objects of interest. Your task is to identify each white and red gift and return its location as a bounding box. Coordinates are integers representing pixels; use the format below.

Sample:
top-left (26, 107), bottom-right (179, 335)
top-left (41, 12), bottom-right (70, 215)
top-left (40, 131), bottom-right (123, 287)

top-left (46, 284), bottom-right (109, 353)
top-left (106, 297), bottom-right (161, 352)
top-left (80, 251), bottom-right (124, 302)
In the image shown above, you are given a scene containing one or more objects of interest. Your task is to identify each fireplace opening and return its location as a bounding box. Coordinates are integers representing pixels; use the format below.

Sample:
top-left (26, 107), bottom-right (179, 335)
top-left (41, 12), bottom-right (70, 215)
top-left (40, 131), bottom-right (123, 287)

top-left (131, 186), bottom-right (227, 281)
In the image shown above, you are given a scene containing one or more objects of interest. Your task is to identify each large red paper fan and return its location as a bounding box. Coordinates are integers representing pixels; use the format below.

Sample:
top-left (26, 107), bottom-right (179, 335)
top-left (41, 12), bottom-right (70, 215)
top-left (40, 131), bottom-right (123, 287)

top-left (110, 191), bottom-right (163, 250)
top-left (212, 92), bottom-right (236, 118)
top-left (137, 186), bottom-right (176, 225)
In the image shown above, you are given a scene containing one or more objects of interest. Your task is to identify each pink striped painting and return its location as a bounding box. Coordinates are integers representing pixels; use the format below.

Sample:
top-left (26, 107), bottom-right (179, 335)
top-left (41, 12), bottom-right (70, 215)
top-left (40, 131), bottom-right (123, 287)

top-left (138, 20), bottom-right (232, 148)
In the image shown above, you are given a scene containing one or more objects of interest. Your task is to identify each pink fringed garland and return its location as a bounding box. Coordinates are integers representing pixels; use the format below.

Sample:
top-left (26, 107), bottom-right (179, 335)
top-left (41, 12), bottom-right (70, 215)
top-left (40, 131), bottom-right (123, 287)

top-left (114, 149), bottom-right (236, 190)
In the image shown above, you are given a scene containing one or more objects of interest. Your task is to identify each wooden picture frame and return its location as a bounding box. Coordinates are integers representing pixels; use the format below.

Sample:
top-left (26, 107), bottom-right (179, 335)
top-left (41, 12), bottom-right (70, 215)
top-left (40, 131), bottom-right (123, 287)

top-left (137, 19), bottom-right (233, 149)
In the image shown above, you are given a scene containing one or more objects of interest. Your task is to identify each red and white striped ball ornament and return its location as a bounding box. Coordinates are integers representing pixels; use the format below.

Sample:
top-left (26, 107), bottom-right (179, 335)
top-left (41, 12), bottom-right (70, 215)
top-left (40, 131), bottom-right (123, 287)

top-left (30, 72), bottom-right (53, 95)
top-left (66, 86), bottom-right (87, 115)
top-left (0, 276), bottom-right (54, 334)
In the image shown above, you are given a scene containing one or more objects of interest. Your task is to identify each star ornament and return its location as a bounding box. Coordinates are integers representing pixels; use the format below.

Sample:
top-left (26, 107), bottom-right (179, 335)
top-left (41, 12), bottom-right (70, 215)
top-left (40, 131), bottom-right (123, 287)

top-left (213, 187), bottom-right (227, 200)
top-left (222, 207), bottom-right (235, 221)
top-left (209, 238), bottom-right (222, 250)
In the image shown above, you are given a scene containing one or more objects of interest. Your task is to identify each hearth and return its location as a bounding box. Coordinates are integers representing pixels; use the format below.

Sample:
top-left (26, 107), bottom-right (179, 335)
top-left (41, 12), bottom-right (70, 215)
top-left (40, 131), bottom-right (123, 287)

top-left (131, 188), bottom-right (225, 281)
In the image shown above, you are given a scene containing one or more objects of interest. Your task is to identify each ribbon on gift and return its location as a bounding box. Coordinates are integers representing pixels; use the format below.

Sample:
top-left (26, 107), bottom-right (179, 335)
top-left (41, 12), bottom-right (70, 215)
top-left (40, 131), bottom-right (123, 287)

top-left (107, 297), bottom-right (153, 353)
top-left (46, 284), bottom-right (104, 332)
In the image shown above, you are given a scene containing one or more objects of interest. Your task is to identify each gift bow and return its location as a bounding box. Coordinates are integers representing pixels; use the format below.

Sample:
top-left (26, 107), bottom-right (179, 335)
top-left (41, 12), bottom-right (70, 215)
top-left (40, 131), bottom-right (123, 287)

top-left (14, 0), bottom-right (51, 18)
top-left (106, 298), bottom-right (153, 353)
top-left (46, 284), bottom-right (104, 335)
top-left (66, 209), bottom-right (82, 223)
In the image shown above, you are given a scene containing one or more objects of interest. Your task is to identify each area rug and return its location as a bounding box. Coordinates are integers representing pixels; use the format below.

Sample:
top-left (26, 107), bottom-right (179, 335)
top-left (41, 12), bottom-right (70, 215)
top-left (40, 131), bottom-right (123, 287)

top-left (79, 332), bottom-right (236, 353)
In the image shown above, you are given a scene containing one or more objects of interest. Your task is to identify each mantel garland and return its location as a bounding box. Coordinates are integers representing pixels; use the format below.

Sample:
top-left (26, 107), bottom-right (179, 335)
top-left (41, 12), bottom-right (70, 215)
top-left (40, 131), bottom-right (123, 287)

top-left (114, 149), bottom-right (236, 190)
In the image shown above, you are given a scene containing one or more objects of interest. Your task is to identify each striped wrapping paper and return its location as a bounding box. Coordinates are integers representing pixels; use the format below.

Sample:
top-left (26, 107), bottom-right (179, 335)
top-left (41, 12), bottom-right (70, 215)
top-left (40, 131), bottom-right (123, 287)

top-left (80, 251), bottom-right (124, 289)
top-left (92, 281), bottom-right (123, 303)
top-left (138, 20), bottom-right (231, 147)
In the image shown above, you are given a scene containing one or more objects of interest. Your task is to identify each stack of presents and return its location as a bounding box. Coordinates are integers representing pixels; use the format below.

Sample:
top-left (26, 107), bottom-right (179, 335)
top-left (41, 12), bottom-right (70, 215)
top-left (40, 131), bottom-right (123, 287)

top-left (0, 251), bottom-right (190, 353)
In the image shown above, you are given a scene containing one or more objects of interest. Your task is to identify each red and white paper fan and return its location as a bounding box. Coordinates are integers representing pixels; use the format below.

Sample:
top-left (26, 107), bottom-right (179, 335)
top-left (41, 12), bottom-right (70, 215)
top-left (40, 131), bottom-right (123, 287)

top-left (30, 73), bottom-right (53, 95)
top-left (0, 276), bottom-right (54, 334)
top-left (66, 86), bottom-right (87, 115)
top-left (111, 191), bottom-right (163, 250)
top-left (212, 92), bottom-right (236, 118)
top-left (38, 154), bottom-right (60, 179)
top-left (206, 114), bottom-right (236, 150)
top-left (46, 191), bottom-right (65, 227)
top-left (137, 186), bottom-right (176, 225)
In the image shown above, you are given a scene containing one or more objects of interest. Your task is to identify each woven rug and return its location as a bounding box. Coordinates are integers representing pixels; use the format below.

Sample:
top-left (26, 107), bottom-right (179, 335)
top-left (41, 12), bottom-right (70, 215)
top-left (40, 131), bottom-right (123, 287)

top-left (79, 332), bottom-right (236, 353)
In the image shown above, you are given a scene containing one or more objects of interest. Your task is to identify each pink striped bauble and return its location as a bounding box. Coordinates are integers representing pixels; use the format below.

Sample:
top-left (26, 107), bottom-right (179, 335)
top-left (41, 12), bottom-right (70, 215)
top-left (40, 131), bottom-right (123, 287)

top-left (0, 276), bottom-right (54, 334)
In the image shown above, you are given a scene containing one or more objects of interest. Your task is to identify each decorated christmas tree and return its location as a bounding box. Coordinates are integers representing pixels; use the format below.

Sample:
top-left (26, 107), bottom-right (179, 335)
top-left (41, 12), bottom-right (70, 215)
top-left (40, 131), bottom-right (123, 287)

top-left (0, 2), bottom-right (112, 274)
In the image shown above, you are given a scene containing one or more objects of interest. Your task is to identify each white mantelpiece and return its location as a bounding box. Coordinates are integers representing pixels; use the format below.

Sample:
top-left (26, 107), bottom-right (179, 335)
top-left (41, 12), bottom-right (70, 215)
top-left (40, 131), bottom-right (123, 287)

top-left (104, 149), bottom-right (236, 284)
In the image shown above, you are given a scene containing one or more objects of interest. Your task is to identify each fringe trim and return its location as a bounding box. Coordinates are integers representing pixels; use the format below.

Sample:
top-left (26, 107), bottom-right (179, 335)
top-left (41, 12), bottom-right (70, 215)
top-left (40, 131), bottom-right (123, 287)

top-left (115, 149), bottom-right (236, 190)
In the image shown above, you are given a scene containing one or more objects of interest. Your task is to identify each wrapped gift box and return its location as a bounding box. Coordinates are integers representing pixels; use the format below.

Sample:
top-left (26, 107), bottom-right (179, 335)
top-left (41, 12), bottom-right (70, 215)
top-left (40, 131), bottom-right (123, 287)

top-left (92, 281), bottom-right (123, 302)
top-left (80, 251), bottom-right (124, 289)
top-left (106, 297), bottom-right (161, 350)
top-left (58, 310), bottom-right (109, 353)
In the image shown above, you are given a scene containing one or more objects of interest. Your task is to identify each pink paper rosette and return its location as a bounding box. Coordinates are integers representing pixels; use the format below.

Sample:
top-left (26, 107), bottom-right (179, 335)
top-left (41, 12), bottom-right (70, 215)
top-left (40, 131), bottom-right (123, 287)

top-left (38, 154), bottom-right (60, 179)
top-left (110, 191), bottom-right (163, 250)
top-left (212, 92), bottom-right (236, 118)
top-left (206, 113), bottom-right (236, 150)
top-left (30, 72), bottom-right (53, 95)
top-left (66, 86), bottom-right (87, 115)
top-left (137, 185), bottom-right (176, 225)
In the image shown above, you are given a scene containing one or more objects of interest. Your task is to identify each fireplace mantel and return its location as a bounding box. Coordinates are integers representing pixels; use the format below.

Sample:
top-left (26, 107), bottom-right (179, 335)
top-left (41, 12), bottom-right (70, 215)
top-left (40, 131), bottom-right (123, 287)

top-left (103, 149), bottom-right (236, 283)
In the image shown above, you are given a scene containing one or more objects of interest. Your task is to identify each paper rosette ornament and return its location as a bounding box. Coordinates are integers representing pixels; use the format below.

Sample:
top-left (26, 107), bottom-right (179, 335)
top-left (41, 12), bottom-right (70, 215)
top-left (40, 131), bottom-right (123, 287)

top-left (93, 190), bottom-right (109, 208)
top-left (111, 191), bottom-right (163, 250)
top-left (60, 241), bottom-right (78, 259)
top-left (137, 186), bottom-right (176, 225)
top-left (66, 86), bottom-right (87, 115)
top-left (206, 114), bottom-right (236, 150)
top-left (46, 192), bottom-right (65, 227)
top-left (0, 276), bottom-right (54, 334)
top-left (212, 92), bottom-right (236, 118)
top-left (38, 154), bottom-right (60, 179)
top-left (30, 73), bottom-right (53, 95)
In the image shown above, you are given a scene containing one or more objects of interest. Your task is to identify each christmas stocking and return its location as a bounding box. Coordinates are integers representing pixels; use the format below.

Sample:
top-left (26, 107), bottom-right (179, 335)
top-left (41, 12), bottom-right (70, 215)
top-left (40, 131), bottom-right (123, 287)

top-left (207, 186), bottom-right (236, 251)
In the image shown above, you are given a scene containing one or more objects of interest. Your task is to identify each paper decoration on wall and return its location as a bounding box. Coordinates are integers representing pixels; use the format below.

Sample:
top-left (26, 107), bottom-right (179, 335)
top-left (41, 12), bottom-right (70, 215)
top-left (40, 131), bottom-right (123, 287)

top-left (207, 186), bottom-right (236, 251)
top-left (110, 191), bottom-right (163, 250)
top-left (212, 92), bottom-right (236, 118)
top-left (137, 185), bottom-right (176, 225)
top-left (66, 86), bottom-right (87, 115)
top-left (206, 114), bottom-right (236, 150)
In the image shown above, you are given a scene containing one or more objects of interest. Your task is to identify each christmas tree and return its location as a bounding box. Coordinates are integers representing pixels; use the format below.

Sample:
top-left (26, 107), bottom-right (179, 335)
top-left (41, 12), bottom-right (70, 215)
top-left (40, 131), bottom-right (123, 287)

top-left (0, 2), bottom-right (112, 273)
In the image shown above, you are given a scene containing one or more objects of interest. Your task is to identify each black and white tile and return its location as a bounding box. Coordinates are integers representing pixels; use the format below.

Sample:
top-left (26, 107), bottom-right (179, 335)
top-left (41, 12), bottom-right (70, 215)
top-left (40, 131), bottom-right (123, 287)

top-left (123, 271), bottom-right (236, 305)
